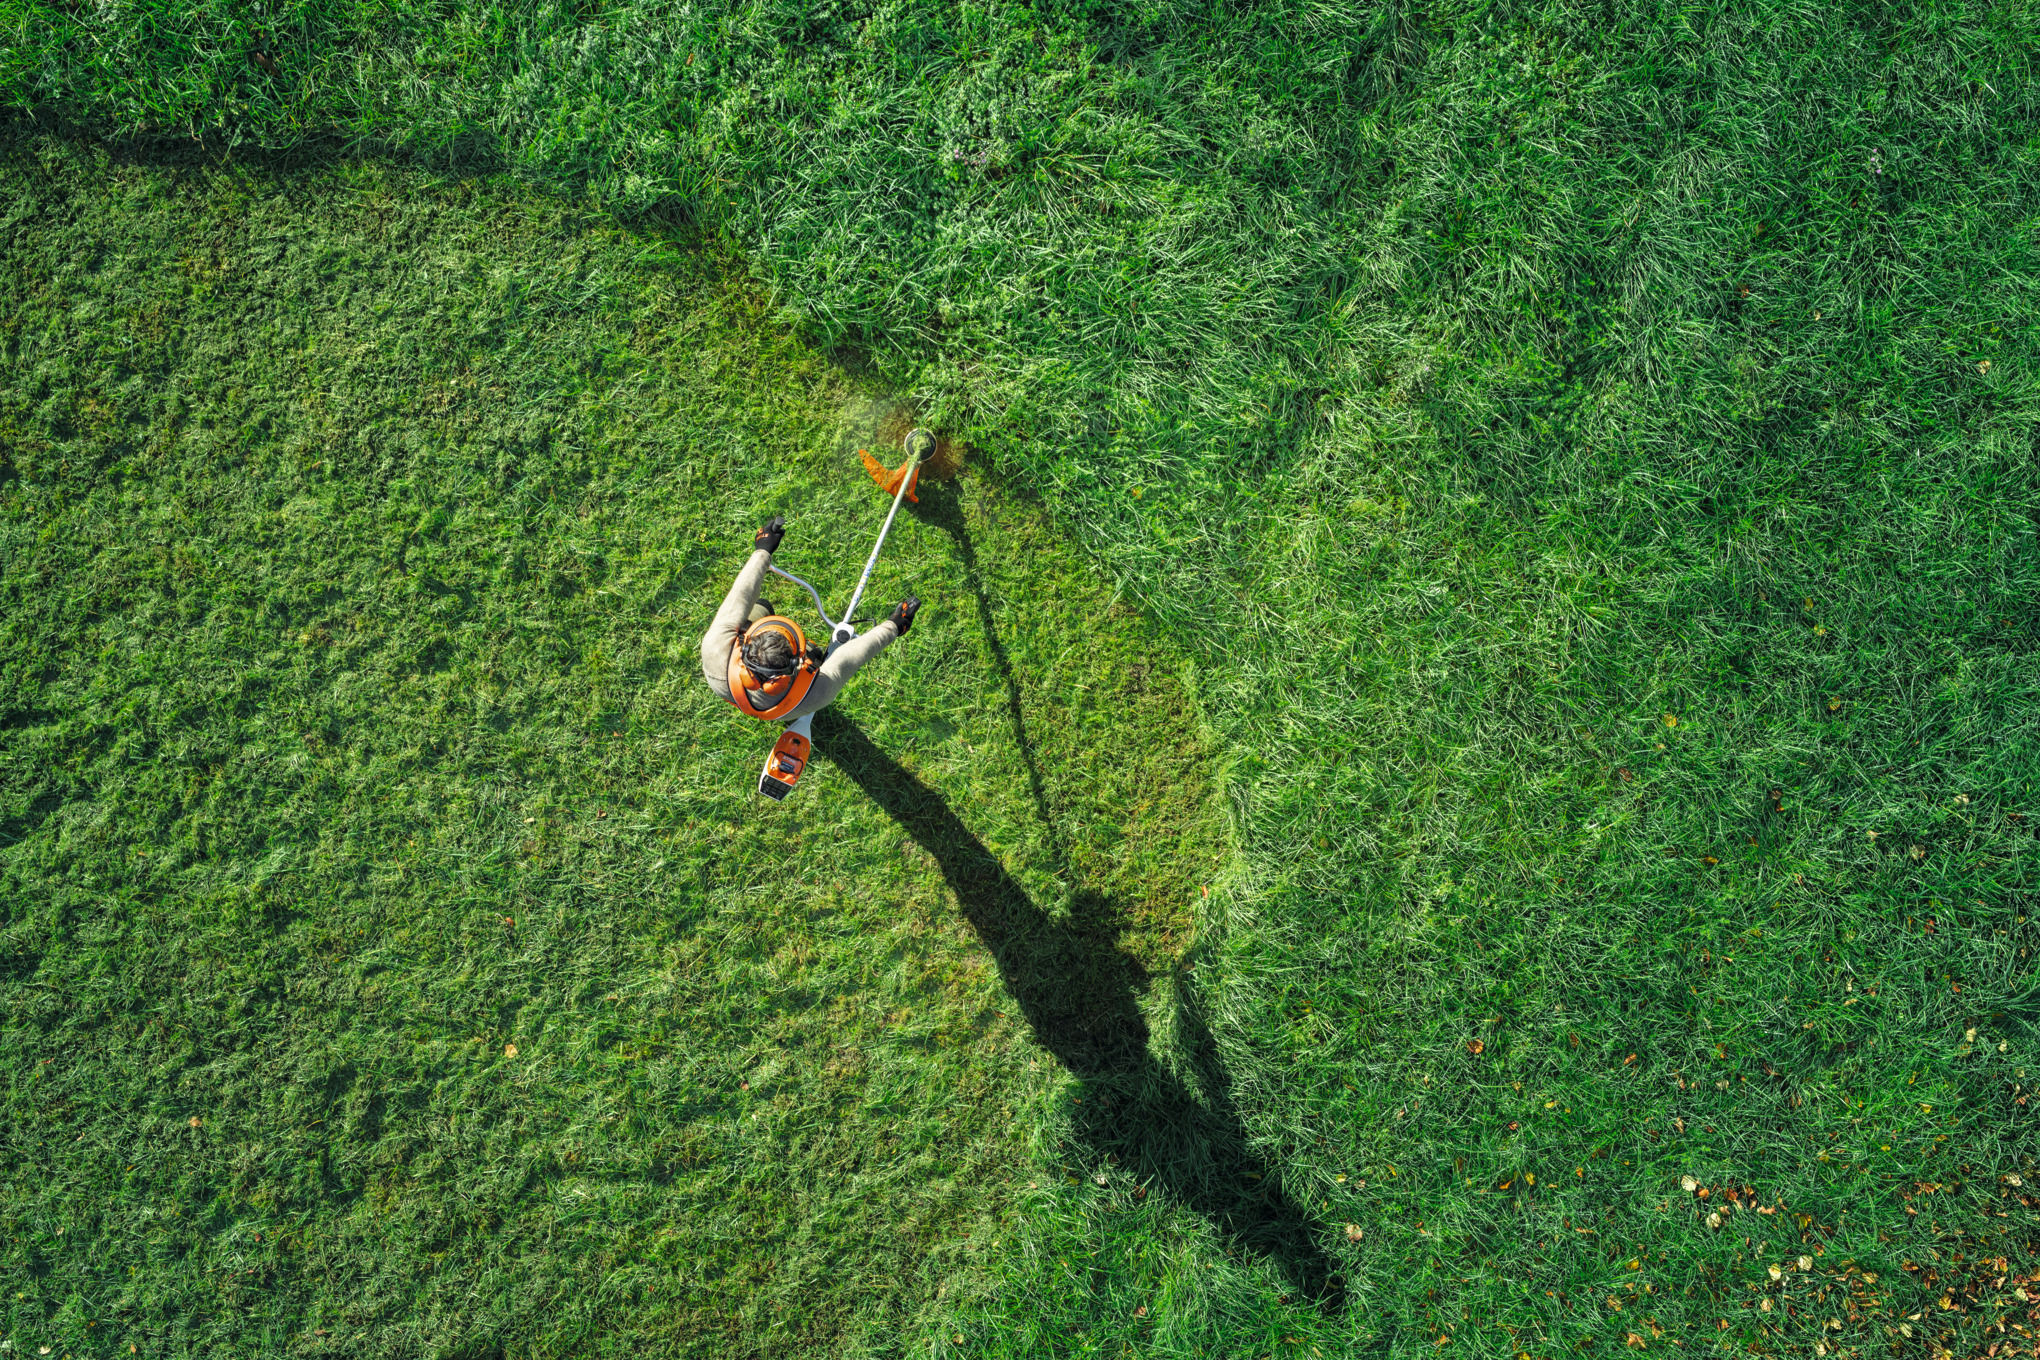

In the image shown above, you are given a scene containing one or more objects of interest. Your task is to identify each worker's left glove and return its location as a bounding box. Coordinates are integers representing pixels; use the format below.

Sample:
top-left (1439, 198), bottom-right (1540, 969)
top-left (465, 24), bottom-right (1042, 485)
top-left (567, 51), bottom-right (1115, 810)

top-left (754, 515), bottom-right (786, 554)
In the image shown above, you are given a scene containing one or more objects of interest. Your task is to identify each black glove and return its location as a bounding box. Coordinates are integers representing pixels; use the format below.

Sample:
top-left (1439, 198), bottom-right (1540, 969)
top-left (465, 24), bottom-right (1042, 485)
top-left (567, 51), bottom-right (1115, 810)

top-left (754, 515), bottom-right (786, 554)
top-left (887, 595), bottom-right (922, 636)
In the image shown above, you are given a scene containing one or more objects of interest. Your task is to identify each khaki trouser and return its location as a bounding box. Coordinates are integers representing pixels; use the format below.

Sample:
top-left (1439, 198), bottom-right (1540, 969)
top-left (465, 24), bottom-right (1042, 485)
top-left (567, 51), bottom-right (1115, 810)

top-left (700, 548), bottom-right (900, 722)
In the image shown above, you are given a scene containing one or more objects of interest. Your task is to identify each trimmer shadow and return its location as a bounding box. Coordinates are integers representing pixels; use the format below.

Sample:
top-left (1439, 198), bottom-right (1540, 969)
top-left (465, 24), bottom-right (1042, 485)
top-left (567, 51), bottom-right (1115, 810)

top-left (902, 480), bottom-right (1068, 878)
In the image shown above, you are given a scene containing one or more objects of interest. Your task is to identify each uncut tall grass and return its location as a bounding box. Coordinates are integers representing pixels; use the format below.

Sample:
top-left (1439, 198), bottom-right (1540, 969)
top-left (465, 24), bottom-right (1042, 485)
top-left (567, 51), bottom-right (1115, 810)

top-left (7, 0), bottom-right (2040, 1355)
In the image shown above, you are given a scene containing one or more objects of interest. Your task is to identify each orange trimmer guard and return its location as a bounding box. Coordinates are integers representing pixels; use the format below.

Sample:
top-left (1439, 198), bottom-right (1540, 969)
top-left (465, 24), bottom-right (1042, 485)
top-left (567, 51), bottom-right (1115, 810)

top-left (858, 447), bottom-right (920, 503)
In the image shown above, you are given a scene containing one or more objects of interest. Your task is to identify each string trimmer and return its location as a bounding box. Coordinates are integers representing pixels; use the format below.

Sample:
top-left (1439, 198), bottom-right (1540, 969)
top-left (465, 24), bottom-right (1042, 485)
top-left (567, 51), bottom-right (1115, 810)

top-left (754, 427), bottom-right (933, 800)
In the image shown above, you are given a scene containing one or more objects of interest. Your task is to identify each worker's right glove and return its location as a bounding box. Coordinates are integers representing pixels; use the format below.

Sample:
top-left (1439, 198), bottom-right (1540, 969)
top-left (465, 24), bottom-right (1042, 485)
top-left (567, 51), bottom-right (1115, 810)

top-left (887, 595), bottom-right (922, 636)
top-left (754, 515), bottom-right (786, 554)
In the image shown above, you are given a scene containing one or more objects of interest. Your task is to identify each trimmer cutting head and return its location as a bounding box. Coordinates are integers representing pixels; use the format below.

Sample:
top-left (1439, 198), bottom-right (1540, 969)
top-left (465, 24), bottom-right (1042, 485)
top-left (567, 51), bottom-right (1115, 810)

top-left (859, 427), bottom-right (933, 503)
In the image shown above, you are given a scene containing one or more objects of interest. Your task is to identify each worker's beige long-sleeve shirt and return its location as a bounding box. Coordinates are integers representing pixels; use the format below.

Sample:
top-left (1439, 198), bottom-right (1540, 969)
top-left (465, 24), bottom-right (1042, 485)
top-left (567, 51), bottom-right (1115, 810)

top-left (700, 548), bottom-right (900, 721)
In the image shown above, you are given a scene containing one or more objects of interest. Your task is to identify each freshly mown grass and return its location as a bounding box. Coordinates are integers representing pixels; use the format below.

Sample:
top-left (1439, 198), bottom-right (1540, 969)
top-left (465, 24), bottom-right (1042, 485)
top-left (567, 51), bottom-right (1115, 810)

top-left (8, 0), bottom-right (2040, 1356)
top-left (0, 133), bottom-right (1226, 1356)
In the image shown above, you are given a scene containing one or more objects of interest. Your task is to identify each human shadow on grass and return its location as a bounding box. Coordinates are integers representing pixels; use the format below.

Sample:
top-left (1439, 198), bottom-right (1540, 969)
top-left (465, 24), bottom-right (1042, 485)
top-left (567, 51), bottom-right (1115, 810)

top-left (812, 483), bottom-right (1345, 1313)
top-left (813, 708), bottom-right (1344, 1311)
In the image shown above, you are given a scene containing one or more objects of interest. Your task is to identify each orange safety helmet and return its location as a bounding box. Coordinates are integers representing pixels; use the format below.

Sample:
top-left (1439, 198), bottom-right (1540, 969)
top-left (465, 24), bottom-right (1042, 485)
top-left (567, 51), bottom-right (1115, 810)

top-left (725, 615), bottom-right (823, 721)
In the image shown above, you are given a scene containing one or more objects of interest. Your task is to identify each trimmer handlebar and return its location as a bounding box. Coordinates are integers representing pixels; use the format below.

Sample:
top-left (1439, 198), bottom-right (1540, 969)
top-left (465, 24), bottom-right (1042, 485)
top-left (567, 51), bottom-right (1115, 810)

top-left (763, 428), bottom-right (928, 660)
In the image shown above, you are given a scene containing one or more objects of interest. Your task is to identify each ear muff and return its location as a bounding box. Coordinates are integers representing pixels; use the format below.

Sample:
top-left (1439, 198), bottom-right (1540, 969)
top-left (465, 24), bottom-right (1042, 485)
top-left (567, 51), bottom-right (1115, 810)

top-left (726, 615), bottom-right (821, 721)
top-left (736, 618), bottom-right (811, 695)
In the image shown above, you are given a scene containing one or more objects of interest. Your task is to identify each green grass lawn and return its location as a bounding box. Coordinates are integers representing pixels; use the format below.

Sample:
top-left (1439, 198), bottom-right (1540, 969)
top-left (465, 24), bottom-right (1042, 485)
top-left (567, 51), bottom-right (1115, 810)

top-left (0, 136), bottom-right (1225, 1355)
top-left (6, 1), bottom-right (2040, 1357)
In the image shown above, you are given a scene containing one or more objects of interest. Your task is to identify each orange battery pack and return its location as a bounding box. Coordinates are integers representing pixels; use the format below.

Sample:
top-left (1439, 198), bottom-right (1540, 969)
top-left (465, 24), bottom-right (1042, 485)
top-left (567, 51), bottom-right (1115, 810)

top-left (757, 726), bottom-right (811, 800)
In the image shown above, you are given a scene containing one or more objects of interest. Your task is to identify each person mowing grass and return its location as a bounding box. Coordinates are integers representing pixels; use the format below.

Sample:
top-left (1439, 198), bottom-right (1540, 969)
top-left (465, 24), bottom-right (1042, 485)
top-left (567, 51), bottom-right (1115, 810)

top-left (700, 513), bottom-right (921, 723)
